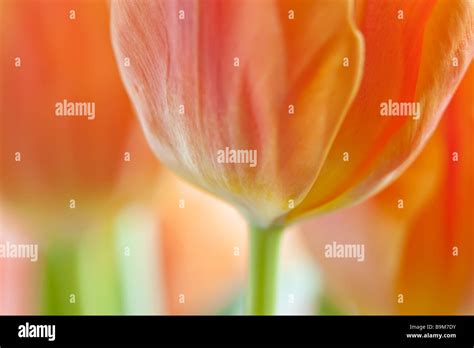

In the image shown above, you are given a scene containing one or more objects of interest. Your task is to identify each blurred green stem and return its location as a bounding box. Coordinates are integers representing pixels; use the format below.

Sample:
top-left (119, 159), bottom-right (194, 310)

top-left (247, 223), bottom-right (284, 315)
top-left (41, 239), bottom-right (81, 315)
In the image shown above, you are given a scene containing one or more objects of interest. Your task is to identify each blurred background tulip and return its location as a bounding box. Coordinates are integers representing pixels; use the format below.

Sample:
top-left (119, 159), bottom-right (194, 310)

top-left (111, 0), bottom-right (473, 314)
top-left (0, 0), bottom-right (158, 235)
top-left (154, 170), bottom-right (247, 314)
top-left (0, 0), bottom-right (158, 314)
top-left (301, 64), bottom-right (473, 315)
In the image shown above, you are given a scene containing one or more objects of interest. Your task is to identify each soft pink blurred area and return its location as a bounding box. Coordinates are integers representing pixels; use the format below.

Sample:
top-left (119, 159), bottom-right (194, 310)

top-left (154, 171), bottom-right (247, 314)
top-left (301, 202), bottom-right (406, 313)
top-left (0, 209), bottom-right (41, 314)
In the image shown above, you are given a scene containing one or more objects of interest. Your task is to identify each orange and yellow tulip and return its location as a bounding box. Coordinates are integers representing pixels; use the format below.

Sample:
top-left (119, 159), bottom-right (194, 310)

top-left (110, 0), bottom-right (473, 313)
top-left (111, 0), bottom-right (472, 226)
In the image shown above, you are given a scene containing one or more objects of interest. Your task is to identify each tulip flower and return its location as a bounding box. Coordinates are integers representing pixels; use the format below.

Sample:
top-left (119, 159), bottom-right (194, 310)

top-left (111, 0), bottom-right (473, 314)
top-left (301, 64), bottom-right (473, 314)
top-left (0, 0), bottom-right (158, 235)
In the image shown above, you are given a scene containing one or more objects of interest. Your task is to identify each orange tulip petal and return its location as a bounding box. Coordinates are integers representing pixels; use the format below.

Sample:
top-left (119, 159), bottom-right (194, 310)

top-left (289, 0), bottom-right (474, 223)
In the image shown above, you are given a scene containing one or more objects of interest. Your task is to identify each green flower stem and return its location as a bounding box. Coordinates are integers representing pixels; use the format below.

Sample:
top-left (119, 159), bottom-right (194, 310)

top-left (247, 223), bottom-right (284, 315)
top-left (41, 239), bottom-right (81, 315)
